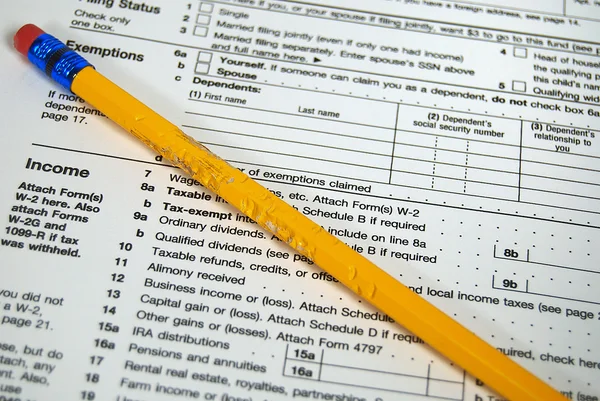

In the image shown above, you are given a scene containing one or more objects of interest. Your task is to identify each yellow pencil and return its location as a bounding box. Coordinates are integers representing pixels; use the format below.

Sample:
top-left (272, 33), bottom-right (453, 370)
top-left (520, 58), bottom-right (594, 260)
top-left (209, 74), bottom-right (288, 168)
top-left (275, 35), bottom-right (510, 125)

top-left (14, 24), bottom-right (567, 401)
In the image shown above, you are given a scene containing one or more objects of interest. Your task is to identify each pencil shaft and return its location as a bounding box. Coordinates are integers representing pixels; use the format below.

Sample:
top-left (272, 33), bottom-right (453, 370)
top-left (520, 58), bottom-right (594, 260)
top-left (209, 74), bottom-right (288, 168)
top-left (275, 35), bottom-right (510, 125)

top-left (72, 67), bottom-right (566, 401)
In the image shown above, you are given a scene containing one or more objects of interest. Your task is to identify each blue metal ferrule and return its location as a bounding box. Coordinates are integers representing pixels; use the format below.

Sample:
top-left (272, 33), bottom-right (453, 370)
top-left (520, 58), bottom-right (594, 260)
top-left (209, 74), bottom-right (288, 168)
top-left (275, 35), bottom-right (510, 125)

top-left (27, 33), bottom-right (93, 91)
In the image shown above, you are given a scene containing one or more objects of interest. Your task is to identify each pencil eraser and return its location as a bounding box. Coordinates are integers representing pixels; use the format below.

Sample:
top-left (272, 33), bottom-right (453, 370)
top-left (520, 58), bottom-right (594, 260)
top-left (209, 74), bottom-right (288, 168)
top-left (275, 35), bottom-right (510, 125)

top-left (14, 24), bottom-right (45, 56)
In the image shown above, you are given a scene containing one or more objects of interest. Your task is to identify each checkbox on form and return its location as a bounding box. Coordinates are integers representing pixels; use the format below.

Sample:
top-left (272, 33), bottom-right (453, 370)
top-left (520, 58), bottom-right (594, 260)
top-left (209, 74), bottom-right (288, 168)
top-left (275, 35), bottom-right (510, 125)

top-left (193, 26), bottom-right (208, 37)
top-left (512, 80), bottom-right (526, 92)
top-left (513, 47), bottom-right (527, 58)
top-left (199, 3), bottom-right (214, 13)
top-left (195, 63), bottom-right (210, 74)
top-left (196, 14), bottom-right (211, 25)
top-left (197, 52), bottom-right (212, 63)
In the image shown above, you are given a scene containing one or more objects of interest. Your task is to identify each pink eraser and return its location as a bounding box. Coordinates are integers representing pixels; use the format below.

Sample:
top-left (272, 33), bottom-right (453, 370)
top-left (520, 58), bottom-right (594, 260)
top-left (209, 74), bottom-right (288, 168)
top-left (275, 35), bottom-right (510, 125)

top-left (14, 24), bottom-right (45, 56)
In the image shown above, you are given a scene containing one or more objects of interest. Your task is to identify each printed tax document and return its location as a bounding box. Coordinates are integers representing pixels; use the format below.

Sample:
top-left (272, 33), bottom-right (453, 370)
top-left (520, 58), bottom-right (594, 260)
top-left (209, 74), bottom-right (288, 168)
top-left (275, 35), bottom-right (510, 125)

top-left (0, 1), bottom-right (599, 400)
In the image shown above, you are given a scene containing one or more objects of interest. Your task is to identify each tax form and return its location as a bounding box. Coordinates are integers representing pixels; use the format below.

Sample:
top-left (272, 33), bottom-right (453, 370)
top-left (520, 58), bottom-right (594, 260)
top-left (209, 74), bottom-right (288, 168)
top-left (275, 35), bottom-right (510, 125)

top-left (0, 1), bottom-right (599, 400)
